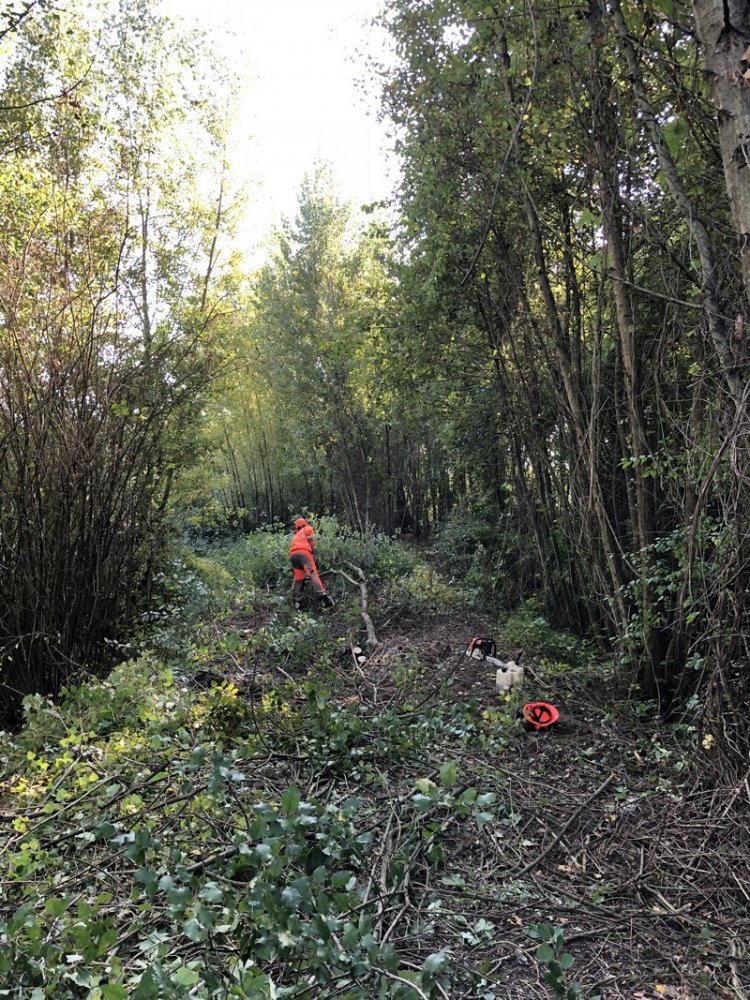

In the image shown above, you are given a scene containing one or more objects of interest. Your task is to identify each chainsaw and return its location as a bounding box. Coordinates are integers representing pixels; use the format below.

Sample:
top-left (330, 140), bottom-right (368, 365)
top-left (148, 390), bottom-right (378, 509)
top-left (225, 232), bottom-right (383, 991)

top-left (465, 635), bottom-right (523, 692)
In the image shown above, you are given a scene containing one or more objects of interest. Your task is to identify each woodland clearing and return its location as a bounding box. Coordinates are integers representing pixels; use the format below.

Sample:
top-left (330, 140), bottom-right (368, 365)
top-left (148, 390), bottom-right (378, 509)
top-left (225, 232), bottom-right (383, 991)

top-left (1, 533), bottom-right (747, 999)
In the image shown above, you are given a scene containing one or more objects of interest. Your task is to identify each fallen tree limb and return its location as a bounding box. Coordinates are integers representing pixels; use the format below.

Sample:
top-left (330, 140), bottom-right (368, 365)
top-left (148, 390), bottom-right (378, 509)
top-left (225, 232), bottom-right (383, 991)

top-left (514, 771), bottom-right (615, 879)
top-left (332, 563), bottom-right (379, 649)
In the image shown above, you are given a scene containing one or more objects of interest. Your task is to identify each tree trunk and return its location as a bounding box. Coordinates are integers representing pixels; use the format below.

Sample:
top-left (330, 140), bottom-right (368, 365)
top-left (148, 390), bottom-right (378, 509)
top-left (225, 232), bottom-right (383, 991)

top-left (693, 0), bottom-right (750, 302)
top-left (138, 189), bottom-right (152, 352)
top-left (590, 0), bottom-right (666, 696)
top-left (523, 188), bottom-right (630, 625)
top-left (611, 0), bottom-right (747, 419)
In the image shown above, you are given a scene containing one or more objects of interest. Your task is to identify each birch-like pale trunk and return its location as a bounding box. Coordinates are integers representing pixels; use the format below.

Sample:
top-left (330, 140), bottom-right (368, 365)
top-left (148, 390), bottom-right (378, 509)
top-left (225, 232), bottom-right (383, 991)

top-left (693, 0), bottom-right (750, 303)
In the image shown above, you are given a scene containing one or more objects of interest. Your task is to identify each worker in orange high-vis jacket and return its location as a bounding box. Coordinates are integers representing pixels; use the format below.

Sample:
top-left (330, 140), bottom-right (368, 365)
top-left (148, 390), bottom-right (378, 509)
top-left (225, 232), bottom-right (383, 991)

top-left (289, 517), bottom-right (334, 607)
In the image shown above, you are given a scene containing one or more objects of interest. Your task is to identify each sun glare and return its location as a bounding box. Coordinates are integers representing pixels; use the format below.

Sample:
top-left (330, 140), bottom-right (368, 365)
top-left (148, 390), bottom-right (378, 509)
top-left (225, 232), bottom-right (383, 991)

top-left (157, 0), bottom-right (396, 259)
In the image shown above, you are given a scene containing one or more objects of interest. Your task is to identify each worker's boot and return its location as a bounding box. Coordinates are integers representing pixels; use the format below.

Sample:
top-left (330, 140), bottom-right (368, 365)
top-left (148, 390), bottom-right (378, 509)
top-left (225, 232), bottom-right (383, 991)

top-left (322, 594), bottom-right (335, 608)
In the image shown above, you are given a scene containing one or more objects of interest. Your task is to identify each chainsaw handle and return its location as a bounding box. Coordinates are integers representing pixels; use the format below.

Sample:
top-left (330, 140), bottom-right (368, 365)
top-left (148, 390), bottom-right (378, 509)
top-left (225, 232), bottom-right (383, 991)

top-left (468, 636), bottom-right (496, 658)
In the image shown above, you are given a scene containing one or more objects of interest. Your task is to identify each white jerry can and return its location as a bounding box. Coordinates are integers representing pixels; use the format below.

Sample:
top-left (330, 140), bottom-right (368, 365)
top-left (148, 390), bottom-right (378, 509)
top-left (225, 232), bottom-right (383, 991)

top-left (495, 660), bottom-right (524, 693)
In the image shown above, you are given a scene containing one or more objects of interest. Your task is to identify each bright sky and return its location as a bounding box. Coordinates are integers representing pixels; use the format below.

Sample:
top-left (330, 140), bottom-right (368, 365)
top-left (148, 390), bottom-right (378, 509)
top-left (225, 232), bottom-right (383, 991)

top-left (159, 0), bottom-right (396, 258)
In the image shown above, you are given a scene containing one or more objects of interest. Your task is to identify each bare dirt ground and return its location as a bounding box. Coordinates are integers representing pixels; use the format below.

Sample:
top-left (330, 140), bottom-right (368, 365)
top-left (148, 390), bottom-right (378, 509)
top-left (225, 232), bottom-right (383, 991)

top-left (332, 613), bottom-right (749, 998)
top-left (203, 600), bottom-right (750, 999)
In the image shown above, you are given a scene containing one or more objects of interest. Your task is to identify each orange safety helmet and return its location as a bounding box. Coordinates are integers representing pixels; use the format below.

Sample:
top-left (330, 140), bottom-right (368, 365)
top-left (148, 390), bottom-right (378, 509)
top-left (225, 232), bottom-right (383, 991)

top-left (294, 517), bottom-right (308, 529)
top-left (521, 702), bottom-right (559, 731)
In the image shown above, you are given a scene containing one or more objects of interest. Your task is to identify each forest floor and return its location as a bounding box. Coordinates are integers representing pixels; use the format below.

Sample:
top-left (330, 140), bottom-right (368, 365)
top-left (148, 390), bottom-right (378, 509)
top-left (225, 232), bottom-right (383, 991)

top-left (1, 536), bottom-right (749, 999)
top-left (233, 598), bottom-right (750, 1000)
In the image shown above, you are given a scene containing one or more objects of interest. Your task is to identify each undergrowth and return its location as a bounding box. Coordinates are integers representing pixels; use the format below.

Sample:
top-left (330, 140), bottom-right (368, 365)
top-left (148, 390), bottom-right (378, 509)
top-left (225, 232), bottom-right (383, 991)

top-left (0, 522), bottom-right (741, 999)
top-left (0, 524), bottom-right (506, 998)
top-left (0, 662), bottom-right (508, 998)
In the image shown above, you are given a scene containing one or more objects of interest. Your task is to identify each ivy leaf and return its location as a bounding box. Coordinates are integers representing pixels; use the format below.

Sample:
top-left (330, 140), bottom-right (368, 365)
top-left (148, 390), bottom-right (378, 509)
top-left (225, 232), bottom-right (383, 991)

top-left (281, 785), bottom-right (301, 815)
top-left (44, 898), bottom-right (68, 918)
top-left (183, 918), bottom-right (207, 943)
top-left (473, 810), bottom-right (493, 826)
top-left (196, 905), bottom-right (216, 929)
top-left (102, 986), bottom-right (129, 1000)
top-left (440, 874), bottom-right (465, 887)
top-left (93, 821), bottom-right (116, 841)
top-left (134, 868), bottom-right (157, 891)
top-left (342, 922), bottom-right (359, 948)
top-left (438, 760), bottom-right (458, 789)
top-left (537, 943), bottom-right (555, 963)
top-left (331, 870), bottom-right (355, 890)
top-left (281, 885), bottom-right (301, 908)
top-left (200, 882), bottom-right (223, 903)
top-left (422, 951), bottom-right (447, 976)
top-left (172, 967), bottom-right (200, 986)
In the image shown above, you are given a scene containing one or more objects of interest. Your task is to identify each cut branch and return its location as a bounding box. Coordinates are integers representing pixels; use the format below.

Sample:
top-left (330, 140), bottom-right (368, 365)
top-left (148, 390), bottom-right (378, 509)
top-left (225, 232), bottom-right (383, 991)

top-left (515, 772), bottom-right (615, 879)
top-left (334, 563), bottom-right (379, 649)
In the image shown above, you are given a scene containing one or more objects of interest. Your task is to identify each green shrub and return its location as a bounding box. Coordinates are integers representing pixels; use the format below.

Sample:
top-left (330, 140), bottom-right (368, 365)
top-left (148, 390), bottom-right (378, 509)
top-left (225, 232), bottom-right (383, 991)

top-left (501, 600), bottom-right (596, 666)
top-left (434, 503), bottom-right (529, 609)
top-left (434, 507), bottom-right (498, 574)
top-left (208, 518), bottom-right (419, 599)
top-left (302, 516), bottom-right (419, 582)
top-left (12, 657), bottom-right (178, 757)
top-left (381, 562), bottom-right (468, 618)
top-left (213, 529), bottom-right (290, 590)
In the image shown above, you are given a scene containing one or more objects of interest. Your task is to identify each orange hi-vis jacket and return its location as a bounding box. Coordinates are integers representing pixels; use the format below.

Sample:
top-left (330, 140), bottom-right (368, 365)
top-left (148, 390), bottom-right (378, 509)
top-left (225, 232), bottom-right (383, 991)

top-left (289, 524), bottom-right (315, 556)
